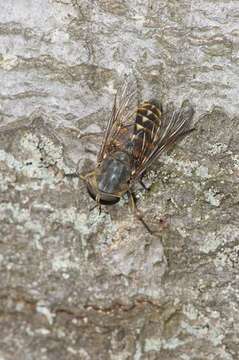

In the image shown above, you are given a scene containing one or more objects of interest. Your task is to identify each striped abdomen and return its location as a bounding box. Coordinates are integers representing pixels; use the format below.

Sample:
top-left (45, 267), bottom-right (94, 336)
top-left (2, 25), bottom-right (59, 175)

top-left (132, 101), bottom-right (162, 162)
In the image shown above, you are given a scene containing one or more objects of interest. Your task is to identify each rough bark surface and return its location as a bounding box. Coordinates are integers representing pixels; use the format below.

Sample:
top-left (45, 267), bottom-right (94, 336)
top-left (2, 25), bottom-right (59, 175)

top-left (0, 1), bottom-right (238, 359)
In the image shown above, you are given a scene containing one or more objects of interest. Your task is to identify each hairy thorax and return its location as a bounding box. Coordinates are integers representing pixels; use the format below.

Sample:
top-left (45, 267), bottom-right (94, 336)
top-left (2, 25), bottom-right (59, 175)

top-left (97, 151), bottom-right (131, 194)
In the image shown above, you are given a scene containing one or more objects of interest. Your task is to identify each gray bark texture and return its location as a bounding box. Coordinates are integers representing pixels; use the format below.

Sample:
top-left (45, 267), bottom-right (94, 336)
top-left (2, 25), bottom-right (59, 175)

top-left (0, 1), bottom-right (239, 359)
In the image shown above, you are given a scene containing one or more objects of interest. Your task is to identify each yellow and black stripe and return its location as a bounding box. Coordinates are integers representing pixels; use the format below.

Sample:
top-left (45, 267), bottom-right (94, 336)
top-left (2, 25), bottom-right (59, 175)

top-left (132, 101), bottom-right (162, 160)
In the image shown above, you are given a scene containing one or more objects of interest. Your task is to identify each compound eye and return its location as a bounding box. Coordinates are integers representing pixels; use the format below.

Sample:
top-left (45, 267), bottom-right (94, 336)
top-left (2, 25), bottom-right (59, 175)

top-left (86, 179), bottom-right (120, 205)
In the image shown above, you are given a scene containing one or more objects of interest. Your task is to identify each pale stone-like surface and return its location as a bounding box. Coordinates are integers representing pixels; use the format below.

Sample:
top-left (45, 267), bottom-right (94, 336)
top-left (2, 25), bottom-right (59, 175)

top-left (0, 1), bottom-right (239, 359)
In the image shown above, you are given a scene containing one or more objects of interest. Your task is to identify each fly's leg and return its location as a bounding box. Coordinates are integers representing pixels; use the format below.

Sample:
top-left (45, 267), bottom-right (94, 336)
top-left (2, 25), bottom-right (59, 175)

top-left (65, 168), bottom-right (95, 181)
top-left (64, 172), bottom-right (80, 179)
top-left (127, 191), bottom-right (153, 235)
top-left (64, 126), bottom-right (103, 139)
top-left (89, 203), bottom-right (101, 213)
top-left (95, 194), bottom-right (102, 215)
top-left (79, 131), bottom-right (104, 139)
top-left (63, 159), bottom-right (83, 179)
top-left (89, 204), bottom-right (102, 215)
top-left (139, 177), bottom-right (151, 191)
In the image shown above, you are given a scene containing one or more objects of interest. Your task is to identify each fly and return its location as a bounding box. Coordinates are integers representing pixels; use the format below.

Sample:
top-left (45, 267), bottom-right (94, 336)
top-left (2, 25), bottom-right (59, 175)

top-left (81, 80), bottom-right (195, 233)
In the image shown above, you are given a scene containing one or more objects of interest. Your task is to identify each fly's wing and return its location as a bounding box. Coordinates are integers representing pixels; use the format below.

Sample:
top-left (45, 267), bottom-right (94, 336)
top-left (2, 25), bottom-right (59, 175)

top-left (131, 100), bottom-right (195, 178)
top-left (97, 79), bottom-right (138, 163)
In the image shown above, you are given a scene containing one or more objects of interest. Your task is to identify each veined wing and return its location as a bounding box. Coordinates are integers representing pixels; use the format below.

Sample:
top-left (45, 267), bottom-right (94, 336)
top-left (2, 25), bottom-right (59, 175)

top-left (131, 100), bottom-right (195, 179)
top-left (97, 79), bottom-right (138, 163)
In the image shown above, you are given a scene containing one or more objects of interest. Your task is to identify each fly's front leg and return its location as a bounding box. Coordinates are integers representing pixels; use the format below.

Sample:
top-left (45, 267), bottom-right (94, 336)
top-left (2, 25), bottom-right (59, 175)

top-left (64, 168), bottom-right (84, 180)
top-left (79, 131), bottom-right (104, 139)
top-left (65, 126), bottom-right (103, 139)
top-left (64, 172), bottom-right (80, 179)
top-left (139, 177), bottom-right (151, 191)
top-left (65, 164), bottom-right (96, 181)
top-left (127, 191), bottom-right (153, 235)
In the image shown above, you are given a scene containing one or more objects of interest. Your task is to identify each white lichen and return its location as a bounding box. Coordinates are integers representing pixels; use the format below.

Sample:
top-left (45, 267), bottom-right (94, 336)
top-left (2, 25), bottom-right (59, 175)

top-left (162, 155), bottom-right (210, 179)
top-left (51, 251), bottom-right (80, 272)
top-left (205, 189), bottom-right (222, 207)
top-left (144, 338), bottom-right (161, 352)
top-left (208, 143), bottom-right (228, 155)
top-left (183, 303), bottom-right (199, 320)
top-left (36, 302), bottom-right (55, 325)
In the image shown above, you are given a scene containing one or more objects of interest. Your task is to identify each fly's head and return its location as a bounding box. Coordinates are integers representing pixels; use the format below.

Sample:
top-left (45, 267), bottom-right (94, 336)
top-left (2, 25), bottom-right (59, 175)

top-left (82, 168), bottom-right (121, 205)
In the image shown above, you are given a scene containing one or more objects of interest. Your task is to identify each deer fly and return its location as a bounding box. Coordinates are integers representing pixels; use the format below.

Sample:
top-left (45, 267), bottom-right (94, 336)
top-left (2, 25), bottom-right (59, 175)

top-left (81, 80), bottom-right (195, 233)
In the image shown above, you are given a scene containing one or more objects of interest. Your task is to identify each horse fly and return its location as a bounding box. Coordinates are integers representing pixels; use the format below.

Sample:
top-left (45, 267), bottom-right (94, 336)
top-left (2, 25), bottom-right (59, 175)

top-left (81, 80), bottom-right (195, 233)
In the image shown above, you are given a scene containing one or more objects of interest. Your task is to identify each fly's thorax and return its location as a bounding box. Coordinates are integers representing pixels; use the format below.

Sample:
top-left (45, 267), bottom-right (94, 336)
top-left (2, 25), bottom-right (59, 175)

top-left (84, 151), bottom-right (131, 205)
top-left (97, 151), bottom-right (131, 195)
